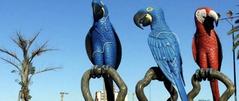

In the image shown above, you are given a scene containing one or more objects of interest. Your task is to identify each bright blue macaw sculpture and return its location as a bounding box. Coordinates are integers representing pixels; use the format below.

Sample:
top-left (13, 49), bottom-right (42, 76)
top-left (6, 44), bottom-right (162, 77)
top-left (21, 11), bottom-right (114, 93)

top-left (85, 0), bottom-right (122, 100)
top-left (134, 7), bottom-right (188, 101)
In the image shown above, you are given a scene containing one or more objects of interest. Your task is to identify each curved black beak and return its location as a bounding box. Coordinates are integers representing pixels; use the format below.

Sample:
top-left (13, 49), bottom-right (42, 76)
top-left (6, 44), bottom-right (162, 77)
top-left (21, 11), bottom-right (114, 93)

top-left (92, 3), bottom-right (104, 21)
top-left (209, 10), bottom-right (219, 27)
top-left (215, 19), bottom-right (219, 26)
top-left (215, 13), bottom-right (220, 26)
top-left (133, 11), bottom-right (148, 30)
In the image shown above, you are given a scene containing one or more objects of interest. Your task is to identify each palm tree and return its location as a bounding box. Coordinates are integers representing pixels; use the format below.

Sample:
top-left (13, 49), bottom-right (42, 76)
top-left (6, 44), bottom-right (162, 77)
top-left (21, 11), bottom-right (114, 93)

top-left (228, 11), bottom-right (239, 58)
top-left (0, 32), bottom-right (60, 101)
top-left (227, 8), bottom-right (239, 101)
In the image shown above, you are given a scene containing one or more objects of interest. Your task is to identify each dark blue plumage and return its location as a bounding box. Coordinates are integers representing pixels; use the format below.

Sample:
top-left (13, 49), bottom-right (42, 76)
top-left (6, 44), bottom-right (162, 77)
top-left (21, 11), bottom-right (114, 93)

top-left (85, 0), bottom-right (121, 100)
top-left (134, 7), bottom-right (188, 101)
top-left (86, 0), bottom-right (121, 69)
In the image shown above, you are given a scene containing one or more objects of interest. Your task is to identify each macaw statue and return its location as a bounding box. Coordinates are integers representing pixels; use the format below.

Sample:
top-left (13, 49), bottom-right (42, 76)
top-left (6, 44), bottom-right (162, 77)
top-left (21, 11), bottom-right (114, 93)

top-left (134, 7), bottom-right (188, 101)
top-left (85, 0), bottom-right (122, 100)
top-left (192, 7), bottom-right (222, 101)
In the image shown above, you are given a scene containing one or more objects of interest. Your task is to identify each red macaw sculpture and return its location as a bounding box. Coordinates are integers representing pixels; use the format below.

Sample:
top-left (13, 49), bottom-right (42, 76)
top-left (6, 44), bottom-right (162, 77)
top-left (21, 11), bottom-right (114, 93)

top-left (192, 7), bottom-right (222, 101)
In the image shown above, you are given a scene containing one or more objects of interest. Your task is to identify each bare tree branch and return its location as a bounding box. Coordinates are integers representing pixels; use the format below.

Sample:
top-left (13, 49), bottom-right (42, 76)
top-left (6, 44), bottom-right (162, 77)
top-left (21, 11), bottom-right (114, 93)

top-left (0, 48), bottom-right (21, 62)
top-left (35, 67), bottom-right (61, 75)
top-left (27, 32), bottom-right (40, 51)
top-left (11, 33), bottom-right (28, 59)
top-left (12, 33), bottom-right (27, 49)
top-left (0, 57), bottom-right (21, 72)
top-left (29, 67), bottom-right (61, 81)
top-left (29, 41), bottom-right (56, 62)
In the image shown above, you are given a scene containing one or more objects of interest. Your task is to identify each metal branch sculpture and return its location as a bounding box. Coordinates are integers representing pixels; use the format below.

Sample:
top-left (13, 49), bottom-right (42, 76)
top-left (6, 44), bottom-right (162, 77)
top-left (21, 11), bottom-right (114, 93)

top-left (81, 65), bottom-right (127, 101)
top-left (136, 67), bottom-right (178, 101)
top-left (188, 69), bottom-right (235, 101)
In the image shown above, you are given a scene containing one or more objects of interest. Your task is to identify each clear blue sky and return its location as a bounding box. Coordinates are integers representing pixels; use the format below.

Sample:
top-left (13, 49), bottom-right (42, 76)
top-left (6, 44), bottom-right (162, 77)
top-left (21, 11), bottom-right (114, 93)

top-left (0, 0), bottom-right (238, 101)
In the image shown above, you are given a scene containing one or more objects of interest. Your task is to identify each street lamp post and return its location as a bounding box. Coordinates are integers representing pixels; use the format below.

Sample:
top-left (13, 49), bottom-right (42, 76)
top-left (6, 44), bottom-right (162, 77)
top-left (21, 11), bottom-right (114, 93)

top-left (60, 92), bottom-right (69, 101)
top-left (220, 10), bottom-right (239, 101)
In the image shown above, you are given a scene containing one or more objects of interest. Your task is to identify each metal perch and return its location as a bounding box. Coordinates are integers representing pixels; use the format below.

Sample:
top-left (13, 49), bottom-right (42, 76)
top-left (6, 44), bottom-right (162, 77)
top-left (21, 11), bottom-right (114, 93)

top-left (136, 67), bottom-right (178, 101)
top-left (188, 69), bottom-right (235, 101)
top-left (81, 65), bottom-right (127, 101)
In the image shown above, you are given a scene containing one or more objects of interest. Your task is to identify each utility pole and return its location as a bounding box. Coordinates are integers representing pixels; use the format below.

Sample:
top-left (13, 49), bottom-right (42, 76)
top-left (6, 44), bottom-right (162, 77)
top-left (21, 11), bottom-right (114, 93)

top-left (60, 92), bottom-right (69, 101)
top-left (220, 10), bottom-right (239, 101)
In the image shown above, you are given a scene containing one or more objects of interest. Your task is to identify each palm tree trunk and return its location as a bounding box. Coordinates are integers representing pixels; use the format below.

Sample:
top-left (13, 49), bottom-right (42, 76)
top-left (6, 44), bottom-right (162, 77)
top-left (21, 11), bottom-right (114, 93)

top-left (18, 90), bottom-right (21, 101)
top-left (21, 62), bottom-right (30, 101)
top-left (21, 85), bottom-right (30, 101)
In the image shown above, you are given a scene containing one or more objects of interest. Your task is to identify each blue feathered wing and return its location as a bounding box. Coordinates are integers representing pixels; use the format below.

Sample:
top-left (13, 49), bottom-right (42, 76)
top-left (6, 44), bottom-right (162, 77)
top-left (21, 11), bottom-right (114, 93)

top-left (148, 32), bottom-right (188, 101)
top-left (85, 26), bottom-right (122, 69)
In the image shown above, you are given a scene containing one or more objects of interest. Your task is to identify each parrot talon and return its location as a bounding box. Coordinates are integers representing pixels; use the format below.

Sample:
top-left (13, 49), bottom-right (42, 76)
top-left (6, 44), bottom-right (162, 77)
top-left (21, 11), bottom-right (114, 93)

top-left (96, 74), bottom-right (101, 78)
top-left (92, 65), bottom-right (99, 68)
top-left (207, 68), bottom-right (214, 81)
top-left (105, 65), bottom-right (114, 69)
top-left (195, 69), bottom-right (201, 81)
top-left (200, 69), bottom-right (207, 81)
top-left (90, 65), bottom-right (104, 78)
top-left (91, 74), bottom-right (96, 79)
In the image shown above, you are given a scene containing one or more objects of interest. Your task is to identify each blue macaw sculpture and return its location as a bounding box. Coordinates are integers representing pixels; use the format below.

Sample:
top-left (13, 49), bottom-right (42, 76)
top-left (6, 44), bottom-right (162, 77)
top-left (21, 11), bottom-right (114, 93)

top-left (134, 7), bottom-right (188, 101)
top-left (85, 0), bottom-right (122, 100)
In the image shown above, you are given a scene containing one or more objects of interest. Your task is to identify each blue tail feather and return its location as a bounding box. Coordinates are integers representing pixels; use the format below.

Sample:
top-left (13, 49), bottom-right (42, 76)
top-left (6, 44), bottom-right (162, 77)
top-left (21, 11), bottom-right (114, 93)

top-left (174, 77), bottom-right (188, 101)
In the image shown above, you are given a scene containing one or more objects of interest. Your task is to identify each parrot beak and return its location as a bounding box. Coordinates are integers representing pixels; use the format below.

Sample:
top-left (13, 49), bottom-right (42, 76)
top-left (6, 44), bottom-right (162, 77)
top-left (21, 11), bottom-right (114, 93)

top-left (92, 3), bottom-right (104, 21)
top-left (215, 19), bottom-right (219, 26)
top-left (133, 11), bottom-right (152, 30)
top-left (215, 13), bottom-right (221, 26)
top-left (208, 10), bottom-right (219, 27)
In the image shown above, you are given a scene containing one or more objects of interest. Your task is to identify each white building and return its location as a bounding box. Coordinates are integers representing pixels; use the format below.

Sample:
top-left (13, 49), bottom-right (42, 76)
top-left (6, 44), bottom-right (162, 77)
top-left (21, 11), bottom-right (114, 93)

top-left (95, 90), bottom-right (128, 101)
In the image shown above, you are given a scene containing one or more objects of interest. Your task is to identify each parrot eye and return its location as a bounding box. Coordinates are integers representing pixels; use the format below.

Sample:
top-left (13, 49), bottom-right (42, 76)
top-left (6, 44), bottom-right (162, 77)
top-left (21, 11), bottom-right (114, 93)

top-left (196, 9), bottom-right (207, 23)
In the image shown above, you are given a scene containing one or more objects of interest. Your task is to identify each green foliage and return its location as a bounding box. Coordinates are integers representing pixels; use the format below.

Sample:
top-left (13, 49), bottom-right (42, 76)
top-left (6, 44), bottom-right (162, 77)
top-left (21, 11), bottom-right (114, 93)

top-left (228, 25), bottom-right (239, 34)
top-left (234, 40), bottom-right (239, 50)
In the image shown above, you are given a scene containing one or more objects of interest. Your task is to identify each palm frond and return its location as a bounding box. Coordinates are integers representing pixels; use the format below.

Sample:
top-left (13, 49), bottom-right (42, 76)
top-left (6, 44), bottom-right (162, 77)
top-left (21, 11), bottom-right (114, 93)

top-left (228, 25), bottom-right (239, 35)
top-left (234, 40), bottom-right (239, 50)
top-left (0, 48), bottom-right (21, 62)
top-left (235, 34), bottom-right (239, 41)
top-left (0, 57), bottom-right (21, 72)
top-left (29, 41), bottom-right (56, 62)
top-left (12, 33), bottom-right (27, 49)
top-left (12, 33), bottom-right (28, 58)
top-left (28, 67), bottom-right (61, 81)
top-left (27, 32), bottom-right (40, 51)
top-left (34, 67), bottom-right (61, 75)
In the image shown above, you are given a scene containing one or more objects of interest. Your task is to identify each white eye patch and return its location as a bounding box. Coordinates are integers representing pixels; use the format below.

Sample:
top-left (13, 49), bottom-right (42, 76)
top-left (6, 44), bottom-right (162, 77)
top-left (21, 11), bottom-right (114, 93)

top-left (146, 7), bottom-right (154, 12)
top-left (196, 9), bottom-right (206, 23)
